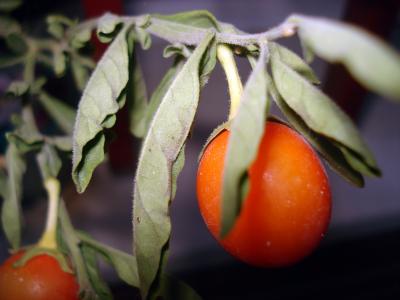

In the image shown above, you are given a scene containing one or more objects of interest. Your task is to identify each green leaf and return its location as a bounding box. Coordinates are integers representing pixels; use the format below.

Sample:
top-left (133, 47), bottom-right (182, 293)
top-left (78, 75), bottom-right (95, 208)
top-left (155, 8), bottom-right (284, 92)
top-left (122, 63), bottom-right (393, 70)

top-left (1, 143), bottom-right (26, 249)
top-left (6, 32), bottom-right (28, 54)
top-left (38, 92), bottom-right (76, 135)
top-left (46, 15), bottom-right (75, 39)
top-left (127, 44), bottom-right (148, 138)
top-left (6, 80), bottom-right (29, 96)
top-left (163, 43), bottom-right (191, 58)
top-left (71, 28), bottom-right (92, 49)
top-left (36, 144), bottom-right (62, 180)
top-left (53, 50), bottom-right (67, 76)
top-left (7, 108), bottom-right (43, 153)
top-left (134, 27), bottom-right (152, 50)
top-left (264, 68), bottom-right (364, 187)
top-left (148, 16), bottom-right (212, 45)
top-left (143, 60), bottom-right (184, 134)
top-left (46, 136), bottom-right (73, 152)
top-left (153, 10), bottom-right (220, 30)
top-left (58, 201), bottom-right (97, 300)
top-left (72, 23), bottom-right (133, 193)
top-left (270, 42), bottom-right (320, 84)
top-left (133, 32), bottom-right (214, 299)
top-left (338, 145), bottom-right (381, 177)
top-left (97, 13), bottom-right (123, 43)
top-left (199, 37), bottom-right (217, 87)
top-left (0, 0), bottom-right (22, 12)
top-left (77, 232), bottom-right (139, 287)
top-left (81, 245), bottom-right (113, 300)
top-left (293, 14), bottom-right (400, 101)
top-left (220, 42), bottom-right (269, 237)
top-left (270, 50), bottom-right (380, 176)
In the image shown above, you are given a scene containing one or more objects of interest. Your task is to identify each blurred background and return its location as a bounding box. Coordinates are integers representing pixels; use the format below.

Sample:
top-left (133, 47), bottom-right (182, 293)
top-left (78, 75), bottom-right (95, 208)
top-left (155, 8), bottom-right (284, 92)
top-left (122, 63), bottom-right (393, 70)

top-left (1, 0), bottom-right (400, 299)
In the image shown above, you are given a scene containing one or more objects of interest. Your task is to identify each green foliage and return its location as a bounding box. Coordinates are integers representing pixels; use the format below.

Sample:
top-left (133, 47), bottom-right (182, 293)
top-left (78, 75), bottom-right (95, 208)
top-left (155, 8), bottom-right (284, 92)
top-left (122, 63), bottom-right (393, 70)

top-left (220, 42), bottom-right (270, 237)
top-left (132, 32), bottom-right (214, 298)
top-left (1, 6), bottom-right (400, 300)
top-left (72, 22), bottom-right (133, 193)
top-left (293, 15), bottom-right (400, 101)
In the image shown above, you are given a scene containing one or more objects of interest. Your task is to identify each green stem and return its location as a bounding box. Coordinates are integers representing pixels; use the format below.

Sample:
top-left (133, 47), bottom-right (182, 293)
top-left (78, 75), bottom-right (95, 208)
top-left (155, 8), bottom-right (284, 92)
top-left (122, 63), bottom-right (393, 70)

top-left (37, 178), bottom-right (60, 249)
top-left (217, 44), bottom-right (243, 121)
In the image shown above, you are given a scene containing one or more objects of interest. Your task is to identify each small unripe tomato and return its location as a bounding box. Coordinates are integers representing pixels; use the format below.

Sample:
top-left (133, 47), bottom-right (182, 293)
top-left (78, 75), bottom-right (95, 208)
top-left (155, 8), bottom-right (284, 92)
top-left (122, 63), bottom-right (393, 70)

top-left (197, 121), bottom-right (331, 267)
top-left (0, 251), bottom-right (79, 300)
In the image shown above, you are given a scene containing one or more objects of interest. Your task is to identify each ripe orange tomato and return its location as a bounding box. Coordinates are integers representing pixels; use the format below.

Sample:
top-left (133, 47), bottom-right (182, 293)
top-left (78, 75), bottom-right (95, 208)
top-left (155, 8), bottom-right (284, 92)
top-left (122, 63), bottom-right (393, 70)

top-left (197, 121), bottom-right (331, 267)
top-left (0, 251), bottom-right (79, 300)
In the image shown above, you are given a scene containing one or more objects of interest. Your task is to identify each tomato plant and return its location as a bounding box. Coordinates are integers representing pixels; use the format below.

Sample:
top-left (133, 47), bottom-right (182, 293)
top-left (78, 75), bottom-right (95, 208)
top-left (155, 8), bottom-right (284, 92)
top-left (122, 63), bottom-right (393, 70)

top-left (0, 251), bottom-right (79, 300)
top-left (0, 1), bottom-right (399, 299)
top-left (197, 121), bottom-right (331, 267)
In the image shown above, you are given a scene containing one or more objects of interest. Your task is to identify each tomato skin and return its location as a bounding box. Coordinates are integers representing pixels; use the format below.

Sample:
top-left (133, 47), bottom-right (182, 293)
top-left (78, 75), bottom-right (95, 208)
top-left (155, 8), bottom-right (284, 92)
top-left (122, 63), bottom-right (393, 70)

top-left (197, 121), bottom-right (331, 267)
top-left (0, 251), bottom-right (79, 300)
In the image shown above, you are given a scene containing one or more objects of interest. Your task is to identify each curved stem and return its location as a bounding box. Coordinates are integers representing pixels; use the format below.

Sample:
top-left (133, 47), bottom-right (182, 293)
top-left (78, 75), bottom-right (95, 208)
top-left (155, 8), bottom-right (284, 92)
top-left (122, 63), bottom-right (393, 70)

top-left (37, 178), bottom-right (60, 249)
top-left (217, 44), bottom-right (243, 120)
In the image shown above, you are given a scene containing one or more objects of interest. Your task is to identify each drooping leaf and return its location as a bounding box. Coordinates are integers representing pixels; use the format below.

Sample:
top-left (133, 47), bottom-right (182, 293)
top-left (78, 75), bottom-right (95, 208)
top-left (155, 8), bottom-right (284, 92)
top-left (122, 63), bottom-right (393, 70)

top-left (38, 92), bottom-right (76, 134)
top-left (199, 37), bottom-right (217, 87)
top-left (72, 23), bottom-right (133, 193)
top-left (220, 42), bottom-right (269, 237)
top-left (81, 245), bottom-right (113, 300)
top-left (36, 144), bottom-right (62, 180)
top-left (1, 143), bottom-right (26, 249)
top-left (6, 108), bottom-right (43, 153)
top-left (338, 145), bottom-right (381, 177)
top-left (58, 201), bottom-right (97, 300)
top-left (262, 63), bottom-right (364, 186)
top-left (133, 33), bottom-right (214, 299)
top-left (270, 42), bottom-right (320, 84)
top-left (127, 40), bottom-right (148, 138)
top-left (143, 59), bottom-right (184, 133)
top-left (270, 51), bottom-right (380, 176)
top-left (77, 231), bottom-right (139, 287)
top-left (293, 14), bottom-right (400, 101)
top-left (0, 0), bottom-right (22, 12)
top-left (97, 13), bottom-right (123, 43)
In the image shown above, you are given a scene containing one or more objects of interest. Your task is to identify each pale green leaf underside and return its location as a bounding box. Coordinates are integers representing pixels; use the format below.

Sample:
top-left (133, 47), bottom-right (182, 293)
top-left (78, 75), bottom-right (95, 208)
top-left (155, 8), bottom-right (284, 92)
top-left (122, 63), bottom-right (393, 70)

top-left (221, 43), bottom-right (269, 237)
top-left (294, 14), bottom-right (400, 101)
top-left (132, 32), bottom-right (214, 299)
top-left (72, 24), bottom-right (132, 193)
top-left (271, 53), bottom-right (379, 172)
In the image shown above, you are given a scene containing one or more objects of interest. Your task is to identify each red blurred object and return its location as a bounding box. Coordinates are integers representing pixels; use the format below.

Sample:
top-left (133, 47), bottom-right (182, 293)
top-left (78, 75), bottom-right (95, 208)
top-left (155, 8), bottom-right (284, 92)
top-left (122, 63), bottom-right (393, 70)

top-left (82, 0), bottom-right (135, 172)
